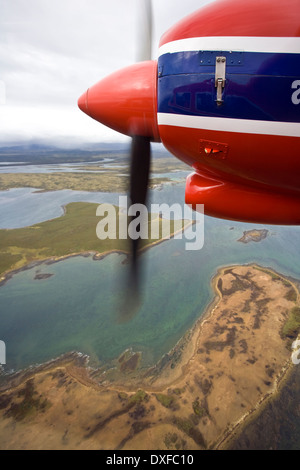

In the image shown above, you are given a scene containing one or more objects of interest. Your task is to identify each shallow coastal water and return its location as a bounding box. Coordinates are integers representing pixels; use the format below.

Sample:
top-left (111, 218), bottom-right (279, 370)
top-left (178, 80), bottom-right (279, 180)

top-left (1, 182), bottom-right (300, 373)
top-left (0, 188), bottom-right (121, 229)
top-left (1, 165), bottom-right (300, 450)
top-left (0, 159), bottom-right (114, 174)
top-left (0, 180), bottom-right (188, 229)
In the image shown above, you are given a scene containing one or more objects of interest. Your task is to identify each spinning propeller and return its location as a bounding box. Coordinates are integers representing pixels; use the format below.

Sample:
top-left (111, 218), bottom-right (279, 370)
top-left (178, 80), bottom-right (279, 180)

top-left (128, 0), bottom-right (153, 282)
top-left (78, 0), bottom-right (159, 290)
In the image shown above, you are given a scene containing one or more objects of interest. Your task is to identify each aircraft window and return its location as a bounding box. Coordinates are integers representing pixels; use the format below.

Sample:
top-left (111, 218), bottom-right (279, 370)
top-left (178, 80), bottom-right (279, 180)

top-left (175, 92), bottom-right (191, 109)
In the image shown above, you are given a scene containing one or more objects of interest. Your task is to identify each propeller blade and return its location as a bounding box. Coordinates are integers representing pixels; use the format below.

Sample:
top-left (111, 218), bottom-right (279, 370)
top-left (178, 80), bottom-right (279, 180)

top-left (125, 0), bottom-right (153, 298)
top-left (129, 135), bottom-right (151, 281)
top-left (136, 0), bottom-right (152, 62)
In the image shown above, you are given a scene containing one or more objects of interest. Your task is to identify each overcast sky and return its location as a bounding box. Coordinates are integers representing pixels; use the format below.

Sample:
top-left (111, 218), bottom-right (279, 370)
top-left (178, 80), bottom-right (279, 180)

top-left (0, 0), bottom-right (213, 147)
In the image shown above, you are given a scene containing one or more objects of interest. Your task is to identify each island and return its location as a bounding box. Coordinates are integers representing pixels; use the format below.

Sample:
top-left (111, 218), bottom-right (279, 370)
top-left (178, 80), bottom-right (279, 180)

top-left (0, 264), bottom-right (299, 450)
top-left (238, 229), bottom-right (269, 244)
top-left (0, 156), bottom-right (189, 193)
top-left (0, 201), bottom-right (191, 285)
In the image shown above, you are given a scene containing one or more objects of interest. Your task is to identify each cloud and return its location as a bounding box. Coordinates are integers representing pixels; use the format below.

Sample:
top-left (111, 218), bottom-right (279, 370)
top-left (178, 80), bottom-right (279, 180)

top-left (0, 0), bottom-right (213, 146)
top-left (0, 0), bottom-right (137, 106)
top-left (0, 104), bottom-right (130, 146)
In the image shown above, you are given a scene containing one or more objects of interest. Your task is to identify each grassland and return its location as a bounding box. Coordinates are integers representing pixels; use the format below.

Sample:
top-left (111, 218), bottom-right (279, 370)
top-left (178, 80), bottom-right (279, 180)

top-left (0, 157), bottom-right (189, 193)
top-left (0, 155), bottom-right (190, 278)
top-left (0, 172), bottom-right (171, 193)
top-left (282, 306), bottom-right (300, 342)
top-left (77, 156), bottom-right (190, 174)
top-left (0, 201), bottom-right (188, 280)
top-left (0, 265), bottom-right (299, 450)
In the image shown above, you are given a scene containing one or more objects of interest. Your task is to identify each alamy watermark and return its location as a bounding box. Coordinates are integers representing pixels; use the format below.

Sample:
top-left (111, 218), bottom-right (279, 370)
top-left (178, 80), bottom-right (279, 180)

top-left (96, 196), bottom-right (204, 251)
top-left (291, 339), bottom-right (300, 365)
top-left (0, 340), bottom-right (6, 365)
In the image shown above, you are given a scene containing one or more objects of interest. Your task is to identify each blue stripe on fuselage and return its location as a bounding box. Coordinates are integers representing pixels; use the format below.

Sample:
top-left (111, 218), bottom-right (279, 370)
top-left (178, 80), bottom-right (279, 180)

top-left (157, 51), bottom-right (300, 123)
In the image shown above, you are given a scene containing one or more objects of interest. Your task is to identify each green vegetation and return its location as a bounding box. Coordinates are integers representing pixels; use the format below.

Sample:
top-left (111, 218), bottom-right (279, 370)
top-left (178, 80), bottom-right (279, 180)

top-left (0, 146), bottom-right (128, 165)
top-left (119, 352), bottom-right (140, 373)
top-left (255, 266), bottom-right (281, 281)
top-left (192, 398), bottom-right (206, 417)
top-left (164, 432), bottom-right (186, 450)
top-left (252, 268), bottom-right (300, 341)
top-left (285, 288), bottom-right (298, 302)
top-left (255, 266), bottom-right (298, 302)
top-left (0, 155), bottom-right (189, 278)
top-left (173, 417), bottom-right (206, 448)
top-left (242, 298), bottom-right (251, 313)
top-left (0, 252), bottom-right (23, 275)
top-left (219, 274), bottom-right (250, 296)
top-left (118, 392), bottom-right (128, 401)
top-left (5, 379), bottom-right (51, 421)
top-left (172, 387), bottom-right (185, 396)
top-left (0, 149), bottom-right (190, 193)
top-left (164, 432), bottom-right (178, 449)
top-left (0, 172), bottom-right (173, 193)
top-left (129, 390), bottom-right (149, 405)
top-left (282, 306), bottom-right (300, 341)
top-left (204, 327), bottom-right (236, 352)
top-left (0, 202), bottom-right (187, 278)
top-left (79, 156), bottom-right (189, 175)
top-left (155, 393), bottom-right (175, 409)
top-left (0, 394), bottom-right (12, 410)
top-left (151, 157), bottom-right (189, 174)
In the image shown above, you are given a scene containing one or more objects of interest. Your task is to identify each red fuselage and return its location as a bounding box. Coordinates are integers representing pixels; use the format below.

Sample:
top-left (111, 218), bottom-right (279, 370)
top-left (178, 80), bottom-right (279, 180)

top-left (78, 0), bottom-right (300, 225)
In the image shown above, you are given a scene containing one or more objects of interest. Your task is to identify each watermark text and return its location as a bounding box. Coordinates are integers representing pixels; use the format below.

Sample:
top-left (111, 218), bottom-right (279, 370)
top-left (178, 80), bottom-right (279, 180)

top-left (96, 197), bottom-right (204, 251)
top-left (0, 340), bottom-right (6, 365)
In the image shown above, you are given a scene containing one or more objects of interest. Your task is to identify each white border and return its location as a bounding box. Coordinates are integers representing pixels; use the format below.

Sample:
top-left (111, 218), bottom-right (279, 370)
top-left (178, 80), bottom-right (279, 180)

top-left (157, 113), bottom-right (300, 138)
top-left (158, 37), bottom-right (300, 57)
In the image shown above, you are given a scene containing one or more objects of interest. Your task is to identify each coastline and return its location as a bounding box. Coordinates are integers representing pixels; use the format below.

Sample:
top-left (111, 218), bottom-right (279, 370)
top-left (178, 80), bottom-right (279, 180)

top-left (217, 354), bottom-right (296, 450)
top-left (143, 263), bottom-right (298, 386)
top-left (101, 263), bottom-right (300, 448)
top-left (0, 219), bottom-right (193, 289)
top-left (0, 263), bottom-right (299, 450)
top-left (238, 229), bottom-right (269, 244)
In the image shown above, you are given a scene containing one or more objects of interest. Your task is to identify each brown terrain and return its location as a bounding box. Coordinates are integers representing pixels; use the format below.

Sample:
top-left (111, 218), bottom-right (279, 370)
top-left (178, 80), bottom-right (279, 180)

top-left (0, 264), bottom-right (299, 450)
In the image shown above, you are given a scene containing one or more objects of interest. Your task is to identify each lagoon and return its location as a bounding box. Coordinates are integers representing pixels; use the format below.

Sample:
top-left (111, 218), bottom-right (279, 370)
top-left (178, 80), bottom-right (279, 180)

top-left (1, 181), bottom-right (300, 373)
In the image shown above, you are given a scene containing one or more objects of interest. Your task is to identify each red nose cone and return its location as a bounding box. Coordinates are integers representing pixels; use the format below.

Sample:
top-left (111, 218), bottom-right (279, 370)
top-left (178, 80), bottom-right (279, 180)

top-left (78, 91), bottom-right (88, 113)
top-left (78, 60), bottom-right (160, 142)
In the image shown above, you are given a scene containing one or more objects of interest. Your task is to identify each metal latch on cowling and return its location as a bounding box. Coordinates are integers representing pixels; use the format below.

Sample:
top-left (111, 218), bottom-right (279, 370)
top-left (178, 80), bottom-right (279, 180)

top-left (215, 56), bottom-right (226, 106)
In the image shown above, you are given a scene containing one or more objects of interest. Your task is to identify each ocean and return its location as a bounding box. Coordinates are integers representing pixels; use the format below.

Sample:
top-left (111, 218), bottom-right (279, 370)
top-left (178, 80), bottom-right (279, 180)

top-left (1, 182), bottom-right (300, 373)
top-left (1, 162), bottom-right (300, 449)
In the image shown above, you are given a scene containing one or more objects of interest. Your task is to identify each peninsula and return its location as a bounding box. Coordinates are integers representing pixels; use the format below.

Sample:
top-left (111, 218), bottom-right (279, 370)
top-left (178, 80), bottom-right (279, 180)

top-left (0, 264), bottom-right (299, 450)
top-left (0, 156), bottom-right (189, 193)
top-left (0, 201), bottom-right (190, 284)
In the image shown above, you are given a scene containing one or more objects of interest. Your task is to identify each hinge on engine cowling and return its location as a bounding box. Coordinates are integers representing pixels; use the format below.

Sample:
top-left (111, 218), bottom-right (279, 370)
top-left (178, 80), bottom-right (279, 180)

top-left (215, 56), bottom-right (226, 106)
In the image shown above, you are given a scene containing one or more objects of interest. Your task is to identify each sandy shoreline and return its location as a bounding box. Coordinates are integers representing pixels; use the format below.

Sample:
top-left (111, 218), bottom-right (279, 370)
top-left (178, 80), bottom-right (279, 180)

top-left (0, 263), bottom-right (299, 450)
top-left (0, 219), bottom-right (193, 289)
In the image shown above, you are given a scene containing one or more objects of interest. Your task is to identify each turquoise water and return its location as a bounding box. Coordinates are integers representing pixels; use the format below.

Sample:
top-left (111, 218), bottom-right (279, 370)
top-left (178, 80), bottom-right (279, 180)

top-left (0, 188), bottom-right (121, 229)
top-left (0, 180), bottom-right (188, 229)
top-left (1, 182), bottom-right (300, 372)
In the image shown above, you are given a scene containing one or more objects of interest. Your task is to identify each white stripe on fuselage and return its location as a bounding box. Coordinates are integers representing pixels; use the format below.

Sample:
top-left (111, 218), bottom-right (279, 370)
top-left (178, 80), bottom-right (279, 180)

top-left (158, 37), bottom-right (300, 57)
top-left (157, 113), bottom-right (300, 138)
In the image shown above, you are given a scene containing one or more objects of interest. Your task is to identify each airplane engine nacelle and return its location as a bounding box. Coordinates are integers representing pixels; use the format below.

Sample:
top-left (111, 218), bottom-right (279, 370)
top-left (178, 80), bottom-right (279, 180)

top-left (78, 61), bottom-right (160, 142)
top-left (78, 0), bottom-right (300, 226)
top-left (157, 0), bottom-right (300, 224)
